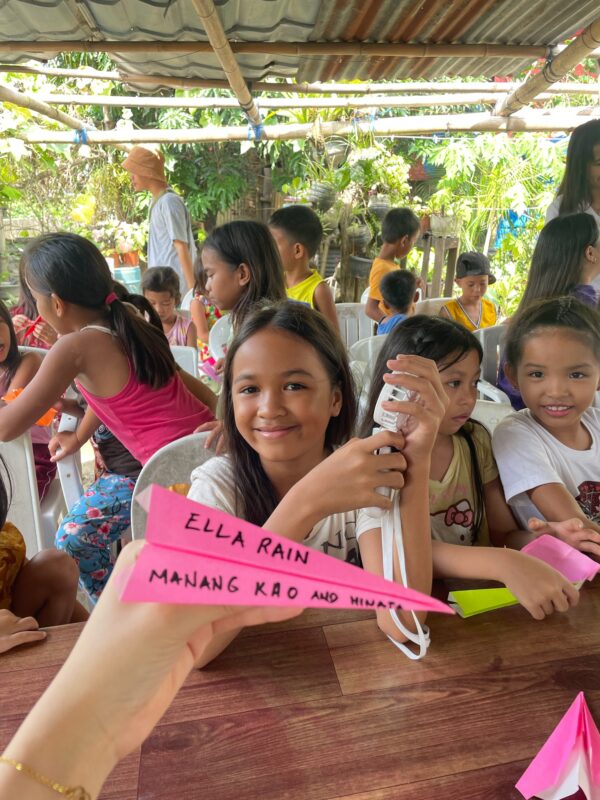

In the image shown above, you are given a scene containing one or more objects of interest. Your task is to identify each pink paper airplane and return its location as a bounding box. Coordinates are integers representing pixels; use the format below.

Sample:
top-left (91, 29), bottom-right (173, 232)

top-left (522, 535), bottom-right (600, 584)
top-left (516, 692), bottom-right (600, 800)
top-left (121, 484), bottom-right (452, 615)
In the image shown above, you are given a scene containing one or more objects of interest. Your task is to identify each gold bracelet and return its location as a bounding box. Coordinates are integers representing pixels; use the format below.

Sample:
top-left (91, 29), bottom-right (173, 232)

top-left (0, 756), bottom-right (91, 799)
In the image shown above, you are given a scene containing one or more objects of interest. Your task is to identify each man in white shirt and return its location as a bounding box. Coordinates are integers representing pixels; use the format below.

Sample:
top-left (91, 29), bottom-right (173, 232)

top-left (123, 146), bottom-right (196, 293)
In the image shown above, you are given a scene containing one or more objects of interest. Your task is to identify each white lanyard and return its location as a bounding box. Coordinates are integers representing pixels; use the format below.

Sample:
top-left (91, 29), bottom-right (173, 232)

top-left (381, 491), bottom-right (431, 660)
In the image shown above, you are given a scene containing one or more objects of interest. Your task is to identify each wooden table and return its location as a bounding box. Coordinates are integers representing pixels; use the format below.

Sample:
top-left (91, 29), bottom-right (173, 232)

top-left (1, 582), bottom-right (599, 799)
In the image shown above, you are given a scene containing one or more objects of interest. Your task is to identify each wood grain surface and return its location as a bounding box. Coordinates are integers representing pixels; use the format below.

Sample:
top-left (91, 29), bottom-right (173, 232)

top-left (1, 581), bottom-right (598, 800)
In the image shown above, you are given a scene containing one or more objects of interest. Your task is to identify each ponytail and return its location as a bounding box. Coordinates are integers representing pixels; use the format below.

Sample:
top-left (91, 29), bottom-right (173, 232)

top-left (23, 232), bottom-right (176, 389)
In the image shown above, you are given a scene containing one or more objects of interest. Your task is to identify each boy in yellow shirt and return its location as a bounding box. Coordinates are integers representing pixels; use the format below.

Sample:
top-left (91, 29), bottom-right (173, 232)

top-left (440, 252), bottom-right (499, 331)
top-left (269, 205), bottom-right (339, 331)
top-left (365, 207), bottom-right (421, 324)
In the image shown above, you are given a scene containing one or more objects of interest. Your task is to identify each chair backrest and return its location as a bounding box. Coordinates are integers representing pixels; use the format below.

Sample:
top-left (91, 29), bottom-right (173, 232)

top-left (130, 432), bottom-right (214, 539)
top-left (180, 288), bottom-right (194, 311)
top-left (472, 325), bottom-right (507, 385)
top-left (471, 400), bottom-right (513, 434)
top-left (18, 345), bottom-right (49, 358)
top-left (0, 432), bottom-right (46, 555)
top-left (414, 297), bottom-right (447, 317)
top-left (56, 413), bottom-right (85, 512)
top-left (335, 303), bottom-right (374, 349)
top-left (170, 345), bottom-right (199, 378)
top-left (348, 334), bottom-right (387, 364)
top-left (208, 314), bottom-right (232, 360)
top-left (360, 287), bottom-right (370, 304)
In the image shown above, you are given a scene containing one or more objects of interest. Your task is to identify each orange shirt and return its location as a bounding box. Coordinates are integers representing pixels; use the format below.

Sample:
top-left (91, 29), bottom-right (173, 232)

top-left (368, 257), bottom-right (398, 314)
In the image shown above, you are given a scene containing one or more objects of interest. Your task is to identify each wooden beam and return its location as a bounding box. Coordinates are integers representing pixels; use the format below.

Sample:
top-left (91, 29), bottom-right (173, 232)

top-left (0, 41), bottom-right (547, 58)
top-left (190, 0), bottom-right (261, 126)
top-left (496, 15), bottom-right (600, 116)
top-left (2, 65), bottom-right (598, 96)
top-left (30, 92), bottom-right (510, 109)
top-left (21, 108), bottom-right (600, 144)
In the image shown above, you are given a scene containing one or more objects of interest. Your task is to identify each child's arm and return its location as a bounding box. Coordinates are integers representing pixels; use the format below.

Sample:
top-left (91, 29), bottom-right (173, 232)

top-left (3, 352), bottom-right (42, 394)
top-left (439, 305), bottom-right (451, 319)
top-left (49, 407), bottom-right (101, 463)
top-left (528, 482), bottom-right (600, 544)
top-left (431, 540), bottom-right (578, 619)
top-left (189, 298), bottom-right (209, 343)
top-left (185, 320), bottom-right (197, 349)
top-left (312, 282), bottom-right (339, 332)
top-left (176, 367), bottom-right (218, 415)
top-left (365, 296), bottom-right (383, 323)
top-left (0, 336), bottom-right (81, 441)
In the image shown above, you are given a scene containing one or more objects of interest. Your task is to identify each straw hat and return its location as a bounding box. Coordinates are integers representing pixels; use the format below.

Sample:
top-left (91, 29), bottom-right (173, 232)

top-left (122, 146), bottom-right (166, 182)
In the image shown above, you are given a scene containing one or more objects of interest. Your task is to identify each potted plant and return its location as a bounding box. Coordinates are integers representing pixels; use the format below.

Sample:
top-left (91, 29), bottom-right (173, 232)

top-left (428, 191), bottom-right (460, 237)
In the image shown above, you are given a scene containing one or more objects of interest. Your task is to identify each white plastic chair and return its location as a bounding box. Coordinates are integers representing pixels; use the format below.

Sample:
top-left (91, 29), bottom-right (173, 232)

top-left (180, 289), bottom-right (194, 311)
top-left (208, 315), bottom-right (232, 360)
top-left (55, 413), bottom-right (85, 512)
top-left (360, 287), bottom-right (370, 304)
top-left (0, 432), bottom-right (66, 555)
top-left (130, 432), bottom-right (214, 540)
top-left (415, 297), bottom-right (447, 316)
top-left (335, 303), bottom-right (374, 349)
top-left (170, 345), bottom-right (199, 378)
top-left (473, 325), bottom-right (507, 385)
top-left (471, 400), bottom-right (513, 434)
top-left (478, 380), bottom-right (511, 404)
top-left (348, 334), bottom-right (388, 364)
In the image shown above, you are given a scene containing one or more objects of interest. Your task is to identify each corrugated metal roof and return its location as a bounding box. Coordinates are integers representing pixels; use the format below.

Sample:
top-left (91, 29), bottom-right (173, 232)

top-left (0, 0), bottom-right (597, 88)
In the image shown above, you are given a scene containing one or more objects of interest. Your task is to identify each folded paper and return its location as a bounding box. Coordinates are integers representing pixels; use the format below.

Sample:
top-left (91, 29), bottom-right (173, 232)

top-left (447, 587), bottom-right (518, 618)
top-left (516, 692), bottom-right (600, 800)
top-left (121, 484), bottom-right (452, 614)
top-left (522, 535), bottom-right (600, 583)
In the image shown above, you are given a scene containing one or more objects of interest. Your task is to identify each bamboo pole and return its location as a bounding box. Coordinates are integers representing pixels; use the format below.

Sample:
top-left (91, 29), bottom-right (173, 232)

top-left (496, 15), bottom-right (600, 115)
top-left (190, 0), bottom-right (261, 127)
top-left (2, 64), bottom-right (598, 96)
top-left (31, 91), bottom-right (513, 109)
top-left (0, 41), bottom-right (547, 58)
top-left (21, 108), bottom-right (600, 144)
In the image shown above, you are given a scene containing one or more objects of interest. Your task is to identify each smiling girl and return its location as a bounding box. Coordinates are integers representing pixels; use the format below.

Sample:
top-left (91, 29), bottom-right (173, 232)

top-left (493, 297), bottom-right (600, 547)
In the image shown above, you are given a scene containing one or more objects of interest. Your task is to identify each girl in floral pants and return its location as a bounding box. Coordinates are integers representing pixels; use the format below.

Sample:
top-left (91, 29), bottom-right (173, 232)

top-left (54, 424), bottom-right (141, 603)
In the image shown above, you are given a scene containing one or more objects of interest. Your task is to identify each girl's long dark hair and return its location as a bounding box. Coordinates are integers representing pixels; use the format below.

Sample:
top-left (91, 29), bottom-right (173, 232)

top-left (0, 300), bottom-right (22, 385)
top-left (557, 119), bottom-right (600, 214)
top-left (517, 214), bottom-right (599, 313)
top-left (222, 301), bottom-right (356, 526)
top-left (0, 454), bottom-right (11, 529)
top-left (360, 315), bottom-right (486, 541)
top-left (23, 233), bottom-right (176, 388)
top-left (505, 296), bottom-right (600, 372)
top-left (203, 221), bottom-right (287, 329)
top-left (16, 255), bottom-right (38, 319)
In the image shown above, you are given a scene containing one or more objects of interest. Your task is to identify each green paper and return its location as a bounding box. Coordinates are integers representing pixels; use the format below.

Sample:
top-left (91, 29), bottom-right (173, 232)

top-left (447, 587), bottom-right (518, 618)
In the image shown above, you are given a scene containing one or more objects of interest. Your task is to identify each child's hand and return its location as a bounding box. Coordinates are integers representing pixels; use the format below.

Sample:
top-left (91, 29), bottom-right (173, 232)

top-left (301, 430), bottom-right (408, 518)
top-left (0, 609), bottom-right (46, 654)
top-left (32, 319), bottom-right (57, 346)
top-left (214, 357), bottom-right (225, 375)
top-left (49, 430), bottom-right (82, 462)
top-left (498, 549), bottom-right (579, 620)
top-left (381, 354), bottom-right (448, 464)
top-left (195, 419), bottom-right (227, 455)
top-left (528, 517), bottom-right (600, 559)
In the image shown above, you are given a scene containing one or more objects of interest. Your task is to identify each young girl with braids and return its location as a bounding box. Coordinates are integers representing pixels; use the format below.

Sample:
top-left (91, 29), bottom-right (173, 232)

top-left (360, 315), bottom-right (581, 621)
top-left (0, 233), bottom-right (215, 465)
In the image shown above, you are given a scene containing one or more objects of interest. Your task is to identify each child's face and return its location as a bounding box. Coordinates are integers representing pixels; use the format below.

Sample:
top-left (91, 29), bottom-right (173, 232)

top-left (28, 286), bottom-right (64, 335)
top-left (268, 226), bottom-right (302, 272)
top-left (437, 348), bottom-right (481, 435)
top-left (231, 327), bottom-right (342, 471)
top-left (0, 321), bottom-right (11, 363)
top-left (395, 230), bottom-right (419, 259)
top-left (455, 275), bottom-right (489, 304)
top-left (144, 290), bottom-right (176, 323)
top-left (202, 246), bottom-right (249, 312)
top-left (509, 329), bottom-right (600, 433)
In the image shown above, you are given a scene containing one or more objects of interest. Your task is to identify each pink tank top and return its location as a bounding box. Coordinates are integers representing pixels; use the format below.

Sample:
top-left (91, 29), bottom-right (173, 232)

top-left (75, 327), bottom-right (213, 464)
top-left (166, 314), bottom-right (193, 346)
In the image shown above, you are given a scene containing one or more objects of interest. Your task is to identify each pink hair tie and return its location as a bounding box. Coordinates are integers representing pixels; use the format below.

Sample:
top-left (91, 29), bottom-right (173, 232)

top-left (105, 292), bottom-right (118, 306)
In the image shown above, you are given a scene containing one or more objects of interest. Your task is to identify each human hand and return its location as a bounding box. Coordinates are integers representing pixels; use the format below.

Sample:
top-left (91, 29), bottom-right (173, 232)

top-left (0, 609), bottom-right (46, 654)
top-left (498, 549), bottom-right (579, 620)
top-left (299, 430), bottom-right (407, 520)
top-left (31, 319), bottom-right (57, 346)
top-left (49, 430), bottom-right (82, 463)
top-left (214, 357), bottom-right (225, 375)
top-left (380, 354), bottom-right (448, 464)
top-left (528, 517), bottom-right (600, 559)
top-left (194, 419), bottom-right (227, 454)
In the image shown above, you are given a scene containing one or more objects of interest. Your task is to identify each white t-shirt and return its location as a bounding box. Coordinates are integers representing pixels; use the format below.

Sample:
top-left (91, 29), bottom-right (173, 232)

top-left (545, 197), bottom-right (600, 293)
top-left (187, 455), bottom-right (379, 565)
top-left (492, 407), bottom-right (600, 527)
top-left (148, 189), bottom-right (197, 293)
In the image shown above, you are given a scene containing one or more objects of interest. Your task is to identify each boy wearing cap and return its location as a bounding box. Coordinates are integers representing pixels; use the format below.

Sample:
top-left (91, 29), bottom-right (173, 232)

top-left (122, 146), bottom-right (196, 293)
top-left (440, 252), bottom-right (499, 331)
